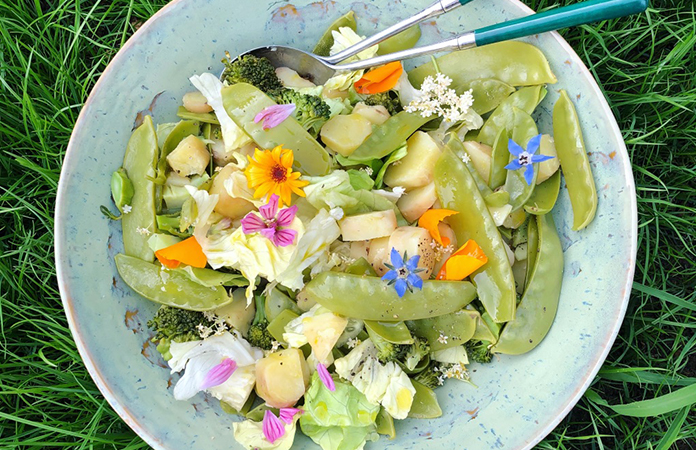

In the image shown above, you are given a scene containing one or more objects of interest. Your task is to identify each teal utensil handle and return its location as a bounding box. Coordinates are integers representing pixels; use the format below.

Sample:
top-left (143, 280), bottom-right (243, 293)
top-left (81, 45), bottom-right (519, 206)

top-left (475, 0), bottom-right (649, 46)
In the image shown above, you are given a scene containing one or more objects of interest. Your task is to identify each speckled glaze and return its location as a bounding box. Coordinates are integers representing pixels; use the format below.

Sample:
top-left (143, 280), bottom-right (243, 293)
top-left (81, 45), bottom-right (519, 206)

top-left (55, 0), bottom-right (637, 449)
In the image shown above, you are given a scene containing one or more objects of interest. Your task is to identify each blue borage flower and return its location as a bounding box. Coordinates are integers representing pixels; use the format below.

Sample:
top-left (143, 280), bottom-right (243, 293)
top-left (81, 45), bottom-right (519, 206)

top-left (504, 134), bottom-right (555, 186)
top-left (381, 248), bottom-right (424, 297)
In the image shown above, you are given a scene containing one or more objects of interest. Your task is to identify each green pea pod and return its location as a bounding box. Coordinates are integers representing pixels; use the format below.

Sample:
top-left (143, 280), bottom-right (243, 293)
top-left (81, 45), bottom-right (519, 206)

top-left (265, 288), bottom-right (302, 322)
top-left (345, 257), bottom-right (377, 277)
top-left (467, 78), bottom-right (516, 115)
top-left (154, 120), bottom-right (201, 184)
top-left (221, 83), bottom-right (331, 176)
top-left (477, 85), bottom-right (545, 146)
top-left (156, 214), bottom-right (191, 238)
top-left (348, 111), bottom-right (431, 163)
top-left (364, 321), bottom-right (413, 344)
top-left (484, 190), bottom-right (510, 208)
top-left (448, 134), bottom-right (493, 197)
top-left (504, 108), bottom-right (539, 212)
top-left (492, 213), bottom-right (563, 355)
top-left (408, 41), bottom-right (557, 89)
top-left (376, 25), bottom-right (421, 55)
top-left (489, 128), bottom-right (509, 189)
top-left (121, 115), bottom-right (158, 262)
top-left (176, 106), bottom-right (220, 125)
top-left (114, 254), bottom-right (233, 311)
top-left (110, 168), bottom-right (134, 213)
top-left (267, 309), bottom-right (300, 344)
top-left (525, 215), bottom-right (539, 287)
top-left (525, 170), bottom-right (561, 215)
top-left (176, 267), bottom-right (248, 287)
top-left (467, 307), bottom-right (498, 343)
top-left (408, 380), bottom-right (442, 419)
top-left (407, 309), bottom-right (477, 351)
top-left (303, 272), bottom-right (476, 322)
top-left (220, 392), bottom-right (256, 416)
top-left (375, 408), bottom-right (396, 439)
top-left (434, 143), bottom-right (516, 323)
top-left (312, 10), bottom-right (357, 57)
top-left (553, 90), bottom-right (597, 230)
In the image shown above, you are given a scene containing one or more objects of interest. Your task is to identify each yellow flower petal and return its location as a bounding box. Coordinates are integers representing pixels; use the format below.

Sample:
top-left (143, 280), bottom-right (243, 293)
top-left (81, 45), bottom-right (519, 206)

top-left (243, 146), bottom-right (307, 206)
top-left (418, 209), bottom-right (459, 246)
top-left (436, 240), bottom-right (488, 281)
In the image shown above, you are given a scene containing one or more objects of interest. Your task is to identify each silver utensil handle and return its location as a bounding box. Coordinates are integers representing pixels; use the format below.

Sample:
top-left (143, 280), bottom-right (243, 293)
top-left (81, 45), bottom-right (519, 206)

top-left (331, 32), bottom-right (475, 72)
top-left (324, 0), bottom-right (462, 64)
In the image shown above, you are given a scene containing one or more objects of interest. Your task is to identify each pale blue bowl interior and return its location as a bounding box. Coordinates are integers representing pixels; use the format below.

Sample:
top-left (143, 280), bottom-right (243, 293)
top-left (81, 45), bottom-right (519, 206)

top-left (55, 0), bottom-right (637, 449)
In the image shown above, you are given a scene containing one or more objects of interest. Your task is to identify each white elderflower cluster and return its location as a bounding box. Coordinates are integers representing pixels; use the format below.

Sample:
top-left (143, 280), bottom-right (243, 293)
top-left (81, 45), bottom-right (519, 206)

top-left (405, 73), bottom-right (474, 123)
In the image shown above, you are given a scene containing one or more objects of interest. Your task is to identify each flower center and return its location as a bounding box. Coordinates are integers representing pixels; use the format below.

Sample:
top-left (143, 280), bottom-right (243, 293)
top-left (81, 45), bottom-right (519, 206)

top-left (270, 164), bottom-right (287, 183)
top-left (518, 152), bottom-right (532, 166)
top-left (397, 267), bottom-right (409, 278)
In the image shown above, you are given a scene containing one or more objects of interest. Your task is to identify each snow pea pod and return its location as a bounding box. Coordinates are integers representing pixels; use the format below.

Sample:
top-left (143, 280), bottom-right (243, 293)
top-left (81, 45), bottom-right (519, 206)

top-left (525, 170), bottom-right (561, 215)
top-left (467, 78), bottom-right (516, 115)
top-left (493, 213), bottom-right (563, 355)
top-left (345, 257), bottom-right (377, 277)
top-left (313, 10), bottom-right (357, 57)
top-left (477, 85), bottom-right (546, 146)
top-left (364, 321), bottom-right (413, 344)
top-left (504, 108), bottom-right (539, 212)
top-left (553, 90), bottom-right (597, 230)
top-left (221, 83), bottom-right (331, 176)
top-left (525, 215), bottom-right (539, 287)
top-left (114, 254), bottom-right (233, 311)
top-left (376, 408), bottom-right (396, 440)
top-left (489, 128), bottom-right (509, 189)
top-left (448, 134), bottom-right (492, 197)
top-left (303, 272), bottom-right (476, 322)
top-left (434, 145), bottom-right (516, 323)
top-left (110, 168), bottom-right (134, 213)
top-left (377, 25), bottom-right (421, 56)
top-left (265, 288), bottom-right (302, 322)
top-left (267, 309), bottom-right (299, 344)
top-left (176, 106), bottom-right (219, 125)
top-left (348, 111), bottom-right (431, 163)
top-left (408, 380), bottom-right (442, 419)
top-left (408, 41), bottom-right (557, 89)
top-left (121, 115), bottom-right (158, 262)
top-left (407, 309), bottom-right (478, 351)
top-left (467, 307), bottom-right (498, 343)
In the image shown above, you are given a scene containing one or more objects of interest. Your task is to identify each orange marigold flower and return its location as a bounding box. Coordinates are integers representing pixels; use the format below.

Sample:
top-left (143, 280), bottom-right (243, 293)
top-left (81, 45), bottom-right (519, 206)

top-left (244, 145), bottom-right (308, 207)
top-left (155, 236), bottom-right (207, 269)
top-left (354, 62), bottom-right (403, 95)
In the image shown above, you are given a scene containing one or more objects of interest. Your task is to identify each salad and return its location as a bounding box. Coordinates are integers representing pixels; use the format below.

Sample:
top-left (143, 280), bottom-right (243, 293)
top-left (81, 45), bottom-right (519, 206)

top-left (106, 11), bottom-right (597, 450)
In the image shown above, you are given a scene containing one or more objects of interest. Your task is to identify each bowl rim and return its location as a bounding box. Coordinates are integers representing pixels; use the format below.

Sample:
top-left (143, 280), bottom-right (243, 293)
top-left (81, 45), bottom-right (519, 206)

top-left (54, 0), bottom-right (638, 448)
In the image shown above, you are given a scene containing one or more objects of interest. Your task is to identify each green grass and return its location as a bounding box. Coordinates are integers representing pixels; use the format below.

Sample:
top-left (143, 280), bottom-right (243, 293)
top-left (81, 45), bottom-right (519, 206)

top-left (0, 0), bottom-right (694, 448)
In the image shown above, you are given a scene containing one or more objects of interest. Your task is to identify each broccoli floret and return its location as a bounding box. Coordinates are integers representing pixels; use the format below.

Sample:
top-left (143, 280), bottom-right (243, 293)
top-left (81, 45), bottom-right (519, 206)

top-left (221, 53), bottom-right (283, 93)
top-left (147, 306), bottom-right (213, 343)
top-left (402, 337), bottom-right (430, 371)
top-left (270, 88), bottom-right (331, 138)
top-left (246, 295), bottom-right (274, 350)
top-left (465, 340), bottom-right (494, 364)
top-left (364, 91), bottom-right (402, 115)
top-left (412, 362), bottom-right (444, 390)
top-left (371, 333), bottom-right (410, 364)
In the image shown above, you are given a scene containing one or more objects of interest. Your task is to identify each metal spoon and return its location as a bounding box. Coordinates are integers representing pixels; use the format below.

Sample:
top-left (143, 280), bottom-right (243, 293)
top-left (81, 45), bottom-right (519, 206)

top-left (239, 0), bottom-right (648, 85)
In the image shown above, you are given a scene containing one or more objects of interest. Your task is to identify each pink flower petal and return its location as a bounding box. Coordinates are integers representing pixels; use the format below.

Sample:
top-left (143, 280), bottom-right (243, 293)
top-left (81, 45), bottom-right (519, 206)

top-left (275, 205), bottom-right (298, 227)
top-left (254, 104), bottom-right (296, 130)
top-left (259, 194), bottom-right (280, 221)
top-left (316, 363), bottom-right (335, 392)
top-left (278, 407), bottom-right (302, 425)
top-left (262, 410), bottom-right (286, 443)
top-left (260, 227), bottom-right (278, 242)
top-left (273, 228), bottom-right (297, 247)
top-left (199, 358), bottom-right (237, 390)
top-left (240, 212), bottom-right (267, 234)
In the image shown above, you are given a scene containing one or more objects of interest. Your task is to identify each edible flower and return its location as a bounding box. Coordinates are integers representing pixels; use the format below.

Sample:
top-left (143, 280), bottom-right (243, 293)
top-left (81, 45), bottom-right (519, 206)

top-left (418, 209), bottom-right (459, 246)
top-left (436, 239), bottom-right (488, 281)
top-left (254, 104), bottom-right (296, 130)
top-left (241, 194), bottom-right (298, 247)
top-left (199, 357), bottom-right (237, 390)
top-left (354, 62), bottom-right (403, 94)
top-left (405, 73), bottom-right (474, 123)
top-left (262, 409), bottom-right (285, 443)
top-left (316, 363), bottom-right (335, 391)
top-left (505, 134), bottom-right (554, 186)
top-left (382, 248), bottom-right (424, 298)
top-left (155, 236), bottom-right (207, 269)
top-left (244, 146), bottom-right (309, 207)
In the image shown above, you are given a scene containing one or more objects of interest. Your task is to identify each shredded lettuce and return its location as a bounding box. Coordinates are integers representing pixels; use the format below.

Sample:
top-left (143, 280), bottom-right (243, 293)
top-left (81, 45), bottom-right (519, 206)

top-left (374, 142), bottom-right (408, 188)
top-left (323, 27), bottom-right (378, 92)
top-left (300, 372), bottom-right (380, 450)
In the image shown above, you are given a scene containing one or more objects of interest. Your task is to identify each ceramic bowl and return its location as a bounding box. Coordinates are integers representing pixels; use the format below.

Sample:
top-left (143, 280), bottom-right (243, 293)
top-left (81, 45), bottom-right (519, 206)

top-left (55, 0), bottom-right (637, 448)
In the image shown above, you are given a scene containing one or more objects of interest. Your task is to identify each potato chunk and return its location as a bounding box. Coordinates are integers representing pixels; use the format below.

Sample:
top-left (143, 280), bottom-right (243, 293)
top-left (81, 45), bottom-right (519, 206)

top-left (182, 91), bottom-right (213, 113)
top-left (339, 210), bottom-right (397, 241)
top-left (353, 102), bottom-right (390, 125)
top-left (167, 135), bottom-right (210, 176)
top-left (396, 183), bottom-right (437, 222)
top-left (387, 226), bottom-right (436, 279)
top-left (536, 134), bottom-right (560, 184)
top-left (320, 114), bottom-right (373, 157)
top-left (365, 236), bottom-right (391, 276)
top-left (461, 141), bottom-right (493, 184)
top-left (209, 164), bottom-right (255, 219)
top-left (276, 67), bottom-right (316, 89)
top-left (384, 131), bottom-right (441, 190)
top-left (255, 348), bottom-right (310, 408)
